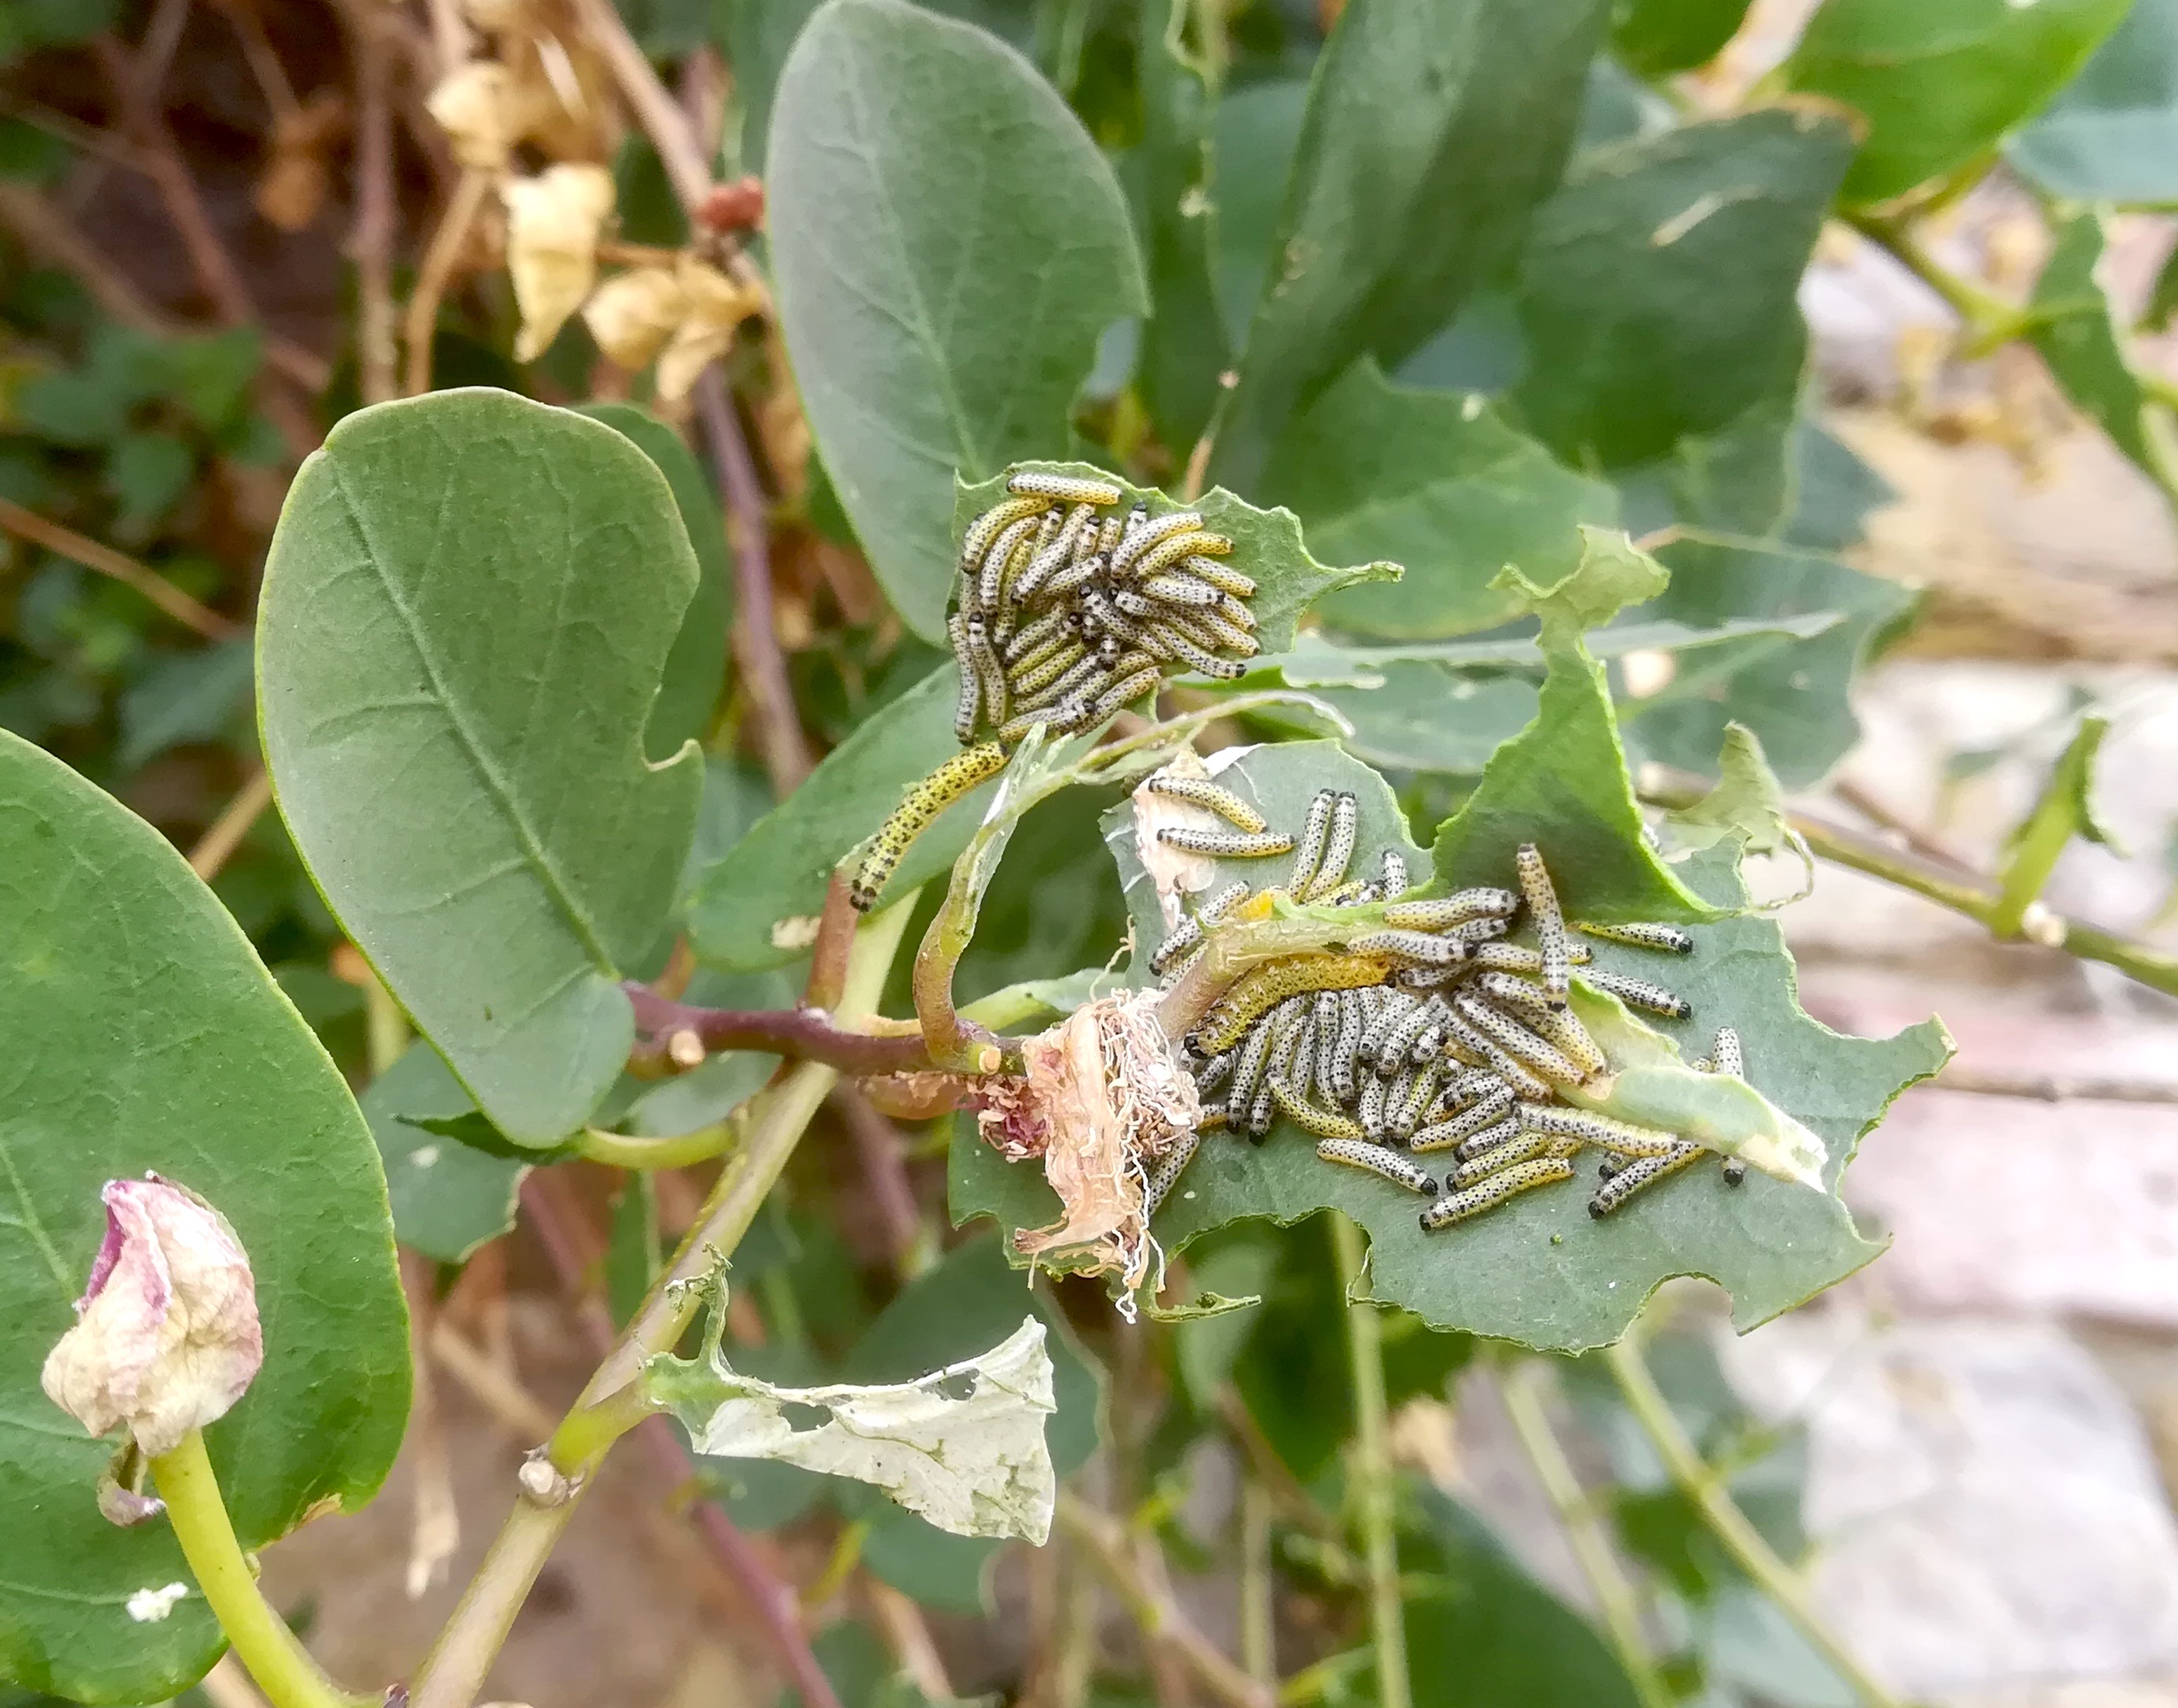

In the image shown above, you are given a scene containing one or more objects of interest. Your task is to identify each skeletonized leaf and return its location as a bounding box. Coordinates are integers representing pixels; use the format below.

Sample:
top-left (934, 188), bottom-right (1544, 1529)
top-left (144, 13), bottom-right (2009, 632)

top-left (647, 1317), bottom-right (1057, 1543)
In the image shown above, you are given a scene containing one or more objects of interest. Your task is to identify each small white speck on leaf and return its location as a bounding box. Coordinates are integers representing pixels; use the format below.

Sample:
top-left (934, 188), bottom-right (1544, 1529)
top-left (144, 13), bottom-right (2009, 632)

top-left (127, 1583), bottom-right (188, 1623)
top-left (770, 914), bottom-right (822, 951)
top-left (411, 1144), bottom-right (440, 1169)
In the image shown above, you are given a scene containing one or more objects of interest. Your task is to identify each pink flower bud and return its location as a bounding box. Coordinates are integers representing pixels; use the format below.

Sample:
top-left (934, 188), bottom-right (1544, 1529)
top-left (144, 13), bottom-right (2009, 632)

top-left (41, 1176), bottom-right (263, 1459)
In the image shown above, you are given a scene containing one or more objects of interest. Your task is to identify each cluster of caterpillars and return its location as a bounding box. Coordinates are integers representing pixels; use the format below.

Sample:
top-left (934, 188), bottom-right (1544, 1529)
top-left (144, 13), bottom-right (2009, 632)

top-left (1138, 776), bottom-right (1750, 1232)
top-left (948, 471), bottom-right (1262, 748)
top-left (850, 471), bottom-right (1265, 913)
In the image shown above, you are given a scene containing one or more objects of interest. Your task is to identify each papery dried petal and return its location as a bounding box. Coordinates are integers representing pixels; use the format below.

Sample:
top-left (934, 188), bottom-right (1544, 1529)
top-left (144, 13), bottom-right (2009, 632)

top-left (582, 266), bottom-right (686, 371)
top-left (427, 61), bottom-right (524, 172)
top-left (654, 258), bottom-right (768, 406)
top-left (503, 163), bottom-right (614, 362)
top-left (41, 1177), bottom-right (263, 1458)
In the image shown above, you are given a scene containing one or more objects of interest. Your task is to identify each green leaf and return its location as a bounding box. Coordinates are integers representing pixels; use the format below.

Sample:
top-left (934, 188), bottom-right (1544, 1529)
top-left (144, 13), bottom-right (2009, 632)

top-left (1262, 360), bottom-right (1620, 640)
top-left (158, 330), bottom-right (262, 433)
top-left (686, 664), bottom-right (985, 971)
top-left (607, 1174), bottom-right (661, 1326)
top-left (1241, 665), bottom-right (1540, 777)
top-left (571, 402), bottom-right (731, 759)
top-left (766, 0), bottom-right (1147, 639)
top-left (1786, 0), bottom-right (2130, 206)
top-left (105, 431), bottom-right (194, 528)
top-left (1629, 532), bottom-right (1916, 788)
top-left (1209, 77), bottom-right (1309, 341)
top-left (1206, 0), bottom-right (1610, 492)
top-left (1665, 723), bottom-right (1794, 858)
top-left (2010, 0), bottom-right (2178, 204)
top-left (2028, 212), bottom-right (2178, 486)
top-left (117, 639), bottom-right (255, 771)
top-left (1611, 0), bottom-right (1753, 77)
top-left (1142, 827), bottom-right (1949, 1350)
top-left (0, 732), bottom-right (408, 1703)
top-left (1430, 532), bottom-right (1724, 929)
top-left (953, 460), bottom-right (1396, 659)
top-left (259, 389), bottom-right (704, 1145)
top-left (1405, 1485), bottom-right (1646, 1708)
top-left (1510, 107), bottom-right (1854, 470)
top-left (1134, 0), bottom-right (1230, 453)
top-left (860, 1501), bottom-right (998, 1613)
top-left (0, 116), bottom-right (70, 182)
top-left (1993, 712), bottom-right (2115, 934)
top-left (363, 1041), bottom-right (526, 1264)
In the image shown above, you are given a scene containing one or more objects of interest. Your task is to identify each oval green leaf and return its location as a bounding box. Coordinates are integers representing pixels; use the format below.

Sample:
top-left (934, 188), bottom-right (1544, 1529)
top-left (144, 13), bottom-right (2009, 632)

top-left (0, 732), bottom-right (409, 1703)
top-left (259, 388), bottom-right (704, 1145)
top-left (1787, 0), bottom-right (2130, 206)
top-left (766, 0), bottom-right (1147, 639)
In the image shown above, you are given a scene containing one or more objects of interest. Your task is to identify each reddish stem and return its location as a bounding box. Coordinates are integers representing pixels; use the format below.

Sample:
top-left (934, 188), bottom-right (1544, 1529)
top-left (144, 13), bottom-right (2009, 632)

top-left (623, 983), bottom-right (933, 1077)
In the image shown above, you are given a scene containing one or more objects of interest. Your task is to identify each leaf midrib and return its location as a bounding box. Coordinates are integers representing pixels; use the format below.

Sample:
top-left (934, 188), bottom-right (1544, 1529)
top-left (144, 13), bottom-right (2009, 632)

top-left (326, 462), bottom-right (618, 976)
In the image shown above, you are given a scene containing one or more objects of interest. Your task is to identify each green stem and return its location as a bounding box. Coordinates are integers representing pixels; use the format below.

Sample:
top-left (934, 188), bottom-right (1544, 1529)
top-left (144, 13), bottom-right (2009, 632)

top-left (1641, 779), bottom-right (2178, 1001)
top-left (1605, 1335), bottom-right (1908, 1708)
top-left (574, 1119), bottom-right (737, 1170)
top-left (1328, 1214), bottom-right (1409, 1708)
top-left (1238, 1477), bottom-right (1274, 1685)
top-left (364, 976), bottom-right (407, 1077)
top-left (1496, 1358), bottom-right (1672, 1708)
top-left (1841, 210), bottom-right (2030, 350)
top-left (405, 893), bottom-right (918, 1708)
top-left (151, 1430), bottom-right (371, 1708)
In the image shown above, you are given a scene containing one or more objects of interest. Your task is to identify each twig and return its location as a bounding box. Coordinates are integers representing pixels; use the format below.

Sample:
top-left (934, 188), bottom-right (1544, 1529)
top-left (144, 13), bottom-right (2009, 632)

top-left (403, 170), bottom-right (491, 397)
top-left (1935, 1064), bottom-right (2178, 1104)
top-left (1238, 1478), bottom-right (1274, 1685)
top-left (1605, 1334), bottom-right (1908, 1708)
top-left (622, 981), bottom-right (940, 1076)
top-left (566, 0), bottom-right (713, 212)
top-left (805, 873), bottom-right (858, 1012)
top-left (694, 367), bottom-right (813, 790)
top-left (429, 1322), bottom-right (558, 1441)
top-left (1839, 211), bottom-right (2029, 351)
top-left (399, 1249), bottom-right (462, 1601)
top-left (1056, 1494), bottom-right (1274, 1708)
top-left (188, 768), bottom-right (274, 881)
top-left (1328, 1214), bottom-right (1409, 1708)
top-left (0, 498), bottom-right (242, 639)
top-left (0, 183), bottom-right (174, 332)
top-left (405, 897), bottom-right (915, 1708)
top-left (867, 1579), bottom-right (956, 1703)
top-left (1495, 1357), bottom-right (1671, 1708)
top-left (1831, 778), bottom-right (1978, 876)
top-left (91, 33), bottom-right (328, 393)
top-left (342, 0), bottom-right (399, 407)
top-left (833, 1088), bottom-right (925, 1269)
top-left (575, 1120), bottom-right (738, 1169)
top-left (1642, 775), bottom-right (2178, 1001)
top-left (520, 1171), bottom-right (848, 1708)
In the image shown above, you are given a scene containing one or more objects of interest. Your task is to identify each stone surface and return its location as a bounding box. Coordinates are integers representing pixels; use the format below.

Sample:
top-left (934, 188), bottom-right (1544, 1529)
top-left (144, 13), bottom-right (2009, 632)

top-left (1718, 1314), bottom-right (2178, 1702)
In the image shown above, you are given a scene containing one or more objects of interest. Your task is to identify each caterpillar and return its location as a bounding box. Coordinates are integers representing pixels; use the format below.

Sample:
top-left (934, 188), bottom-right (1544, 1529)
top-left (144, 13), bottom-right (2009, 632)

top-left (1515, 843), bottom-right (1570, 1001)
top-left (1284, 790), bottom-right (1338, 898)
top-left (1138, 571), bottom-right (1223, 608)
top-left (1011, 639), bottom-right (1088, 701)
top-left (1191, 953), bottom-right (1389, 1055)
top-left (1356, 1072), bottom-right (1389, 1140)
top-left (1112, 510), bottom-right (1203, 576)
top-left (1375, 996), bottom-right (1438, 1075)
top-left (1178, 555), bottom-right (1255, 598)
top-left (850, 741), bottom-right (1008, 911)
top-left (1470, 941), bottom-right (1592, 976)
top-left (1130, 528), bottom-right (1233, 584)
top-left (1515, 1103), bottom-right (1682, 1157)
top-left (1299, 793), bottom-right (1359, 901)
top-left (1347, 929), bottom-right (1463, 967)
top-left (1580, 969), bottom-right (1691, 1019)
top-left (1143, 1128), bottom-right (1201, 1220)
top-left (1439, 1011), bottom-right (1556, 1101)
top-left (1588, 1141), bottom-right (1702, 1216)
top-left (1383, 890), bottom-right (1519, 931)
top-left (966, 614), bottom-right (1008, 729)
top-left (1709, 1026), bottom-right (1747, 1185)
top-left (1145, 775), bottom-right (1266, 832)
top-left (961, 495), bottom-right (1048, 575)
top-left (1091, 665), bottom-right (1162, 719)
top-left (1453, 992), bottom-right (1590, 1087)
top-left (1378, 849), bottom-right (1409, 899)
top-left (1526, 1004), bottom-right (1608, 1077)
top-left (1155, 625), bottom-right (1249, 679)
top-left (1192, 1049), bottom-right (1234, 1094)
top-left (976, 513), bottom-right (1045, 614)
top-left (1157, 826), bottom-right (1295, 858)
top-left (1408, 1090), bottom-right (1516, 1153)
top-left (1317, 1138), bottom-right (1437, 1197)
top-left (1574, 921), bottom-right (1694, 954)
top-left (949, 617), bottom-right (980, 742)
top-left (1226, 1017), bottom-right (1277, 1115)
top-left (1420, 1158), bottom-right (1574, 1230)
top-left (1007, 470), bottom-right (1122, 506)
top-left (1001, 607), bottom-right (1070, 667)
top-left (1329, 988), bottom-right (1365, 1102)
top-left (1152, 879), bottom-right (1251, 978)
top-left (1390, 1063), bottom-right (1443, 1139)
top-left (1270, 1078), bottom-right (1365, 1141)
top-left (1451, 1130), bottom-right (1567, 1191)
top-left (1012, 504), bottom-right (1098, 605)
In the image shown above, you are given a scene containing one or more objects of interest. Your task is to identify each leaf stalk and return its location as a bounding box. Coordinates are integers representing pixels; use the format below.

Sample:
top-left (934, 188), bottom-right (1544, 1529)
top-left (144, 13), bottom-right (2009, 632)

top-left (1328, 1213), bottom-right (1410, 1708)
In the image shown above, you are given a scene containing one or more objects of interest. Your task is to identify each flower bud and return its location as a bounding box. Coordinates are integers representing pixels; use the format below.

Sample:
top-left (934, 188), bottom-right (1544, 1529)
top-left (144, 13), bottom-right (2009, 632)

top-left (41, 1176), bottom-right (263, 1459)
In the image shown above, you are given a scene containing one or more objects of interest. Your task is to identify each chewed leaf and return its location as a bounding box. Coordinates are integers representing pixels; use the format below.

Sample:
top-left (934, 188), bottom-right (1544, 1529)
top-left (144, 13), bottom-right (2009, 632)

top-left (1564, 988), bottom-right (1825, 1189)
top-left (1432, 529), bottom-right (1725, 925)
top-left (951, 736), bottom-right (1950, 1352)
top-left (647, 1318), bottom-right (1057, 1544)
top-left (952, 462), bottom-right (1398, 659)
